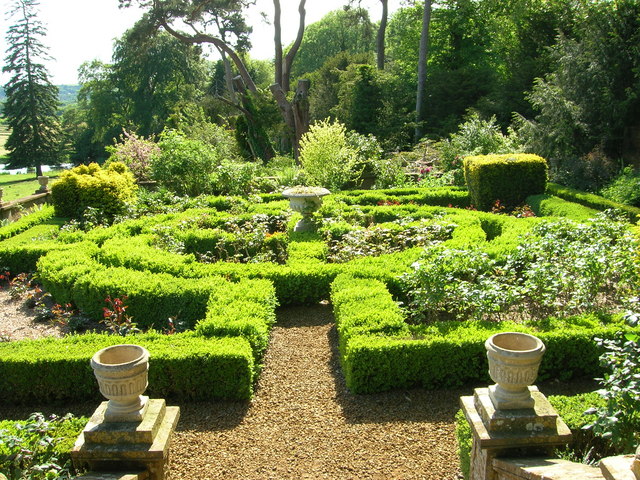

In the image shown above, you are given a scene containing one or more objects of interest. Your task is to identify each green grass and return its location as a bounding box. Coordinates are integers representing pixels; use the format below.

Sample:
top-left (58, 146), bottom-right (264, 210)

top-left (0, 171), bottom-right (64, 202)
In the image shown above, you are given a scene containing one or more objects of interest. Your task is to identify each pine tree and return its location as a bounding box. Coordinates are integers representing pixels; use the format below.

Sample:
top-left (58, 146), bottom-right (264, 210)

top-left (2, 0), bottom-right (61, 176)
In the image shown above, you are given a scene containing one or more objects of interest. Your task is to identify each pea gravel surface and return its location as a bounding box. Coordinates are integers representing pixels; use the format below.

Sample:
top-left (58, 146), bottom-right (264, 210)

top-left (170, 303), bottom-right (465, 480)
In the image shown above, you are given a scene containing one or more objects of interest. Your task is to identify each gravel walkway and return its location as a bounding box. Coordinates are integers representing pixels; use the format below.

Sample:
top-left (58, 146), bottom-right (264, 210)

top-left (171, 304), bottom-right (465, 480)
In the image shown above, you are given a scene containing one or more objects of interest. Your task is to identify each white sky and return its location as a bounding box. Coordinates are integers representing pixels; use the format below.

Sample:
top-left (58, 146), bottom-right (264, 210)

top-left (0, 0), bottom-right (403, 85)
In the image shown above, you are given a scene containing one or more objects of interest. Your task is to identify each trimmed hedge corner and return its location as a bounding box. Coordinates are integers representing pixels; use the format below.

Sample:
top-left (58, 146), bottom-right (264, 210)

top-left (464, 154), bottom-right (548, 210)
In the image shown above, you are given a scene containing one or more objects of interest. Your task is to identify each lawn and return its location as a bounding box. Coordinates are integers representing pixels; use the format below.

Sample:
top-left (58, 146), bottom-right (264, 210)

top-left (0, 172), bottom-right (63, 203)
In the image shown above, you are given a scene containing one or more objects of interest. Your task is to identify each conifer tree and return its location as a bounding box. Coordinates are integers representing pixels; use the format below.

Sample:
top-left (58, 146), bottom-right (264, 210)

top-left (2, 0), bottom-right (61, 176)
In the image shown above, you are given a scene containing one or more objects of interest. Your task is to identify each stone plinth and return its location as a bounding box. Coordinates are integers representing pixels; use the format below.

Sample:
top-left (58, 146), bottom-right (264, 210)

top-left (75, 472), bottom-right (149, 480)
top-left (72, 399), bottom-right (179, 480)
top-left (461, 387), bottom-right (572, 480)
top-left (493, 457), bottom-right (604, 479)
top-left (600, 455), bottom-right (637, 480)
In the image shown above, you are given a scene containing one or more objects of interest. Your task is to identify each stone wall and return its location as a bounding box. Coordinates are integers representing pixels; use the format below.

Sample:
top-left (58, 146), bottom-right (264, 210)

top-left (0, 192), bottom-right (50, 222)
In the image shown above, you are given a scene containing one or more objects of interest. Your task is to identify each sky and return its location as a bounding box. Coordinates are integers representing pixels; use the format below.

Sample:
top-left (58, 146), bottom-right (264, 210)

top-left (1, 0), bottom-right (403, 86)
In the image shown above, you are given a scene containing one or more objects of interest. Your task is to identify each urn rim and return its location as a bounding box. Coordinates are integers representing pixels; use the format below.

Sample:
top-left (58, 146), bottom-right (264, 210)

top-left (485, 332), bottom-right (545, 355)
top-left (91, 344), bottom-right (149, 371)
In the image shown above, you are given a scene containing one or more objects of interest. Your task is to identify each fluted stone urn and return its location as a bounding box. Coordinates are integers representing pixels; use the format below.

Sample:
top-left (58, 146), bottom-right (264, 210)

top-left (91, 344), bottom-right (150, 422)
top-left (37, 175), bottom-right (49, 192)
top-left (282, 186), bottom-right (330, 232)
top-left (485, 332), bottom-right (546, 410)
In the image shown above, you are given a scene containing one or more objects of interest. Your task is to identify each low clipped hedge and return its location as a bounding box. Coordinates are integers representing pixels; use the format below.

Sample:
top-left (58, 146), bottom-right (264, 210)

top-left (547, 182), bottom-right (640, 221)
top-left (526, 194), bottom-right (601, 222)
top-left (464, 154), bottom-right (548, 210)
top-left (331, 274), bottom-right (639, 394)
top-left (0, 205), bottom-right (56, 241)
top-left (0, 332), bottom-right (255, 404)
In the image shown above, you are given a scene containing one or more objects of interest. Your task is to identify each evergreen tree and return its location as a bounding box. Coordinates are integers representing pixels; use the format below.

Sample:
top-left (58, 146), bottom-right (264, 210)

top-left (2, 0), bottom-right (61, 176)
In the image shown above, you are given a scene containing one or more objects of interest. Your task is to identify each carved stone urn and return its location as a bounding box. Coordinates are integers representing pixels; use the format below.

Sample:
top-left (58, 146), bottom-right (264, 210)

top-left (485, 332), bottom-right (546, 410)
top-left (282, 186), bottom-right (330, 232)
top-left (91, 344), bottom-right (150, 422)
top-left (37, 175), bottom-right (49, 192)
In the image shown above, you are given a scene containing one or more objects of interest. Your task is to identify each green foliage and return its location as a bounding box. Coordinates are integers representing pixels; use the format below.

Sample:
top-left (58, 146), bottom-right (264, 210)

top-left (151, 129), bottom-right (219, 196)
top-left (332, 273), bottom-right (638, 393)
top-left (455, 410), bottom-right (472, 480)
top-left (585, 332), bottom-right (640, 453)
top-left (0, 205), bottom-right (55, 241)
top-left (2, 0), bottom-right (62, 174)
top-left (547, 183), bottom-right (640, 222)
top-left (600, 167), bottom-right (640, 208)
top-left (526, 194), bottom-right (600, 222)
top-left (0, 412), bottom-right (87, 479)
top-left (50, 162), bottom-right (138, 219)
top-left (0, 332), bottom-right (255, 403)
top-left (403, 214), bottom-right (639, 323)
top-left (299, 119), bottom-right (362, 191)
top-left (290, 7), bottom-right (375, 77)
top-left (209, 159), bottom-right (262, 196)
top-left (464, 153), bottom-right (548, 210)
top-left (104, 130), bottom-right (160, 182)
top-left (516, 0), bottom-right (640, 180)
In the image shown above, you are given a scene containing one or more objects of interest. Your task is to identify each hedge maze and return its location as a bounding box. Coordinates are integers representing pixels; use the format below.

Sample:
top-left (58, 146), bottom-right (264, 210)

top-left (0, 186), bottom-right (638, 403)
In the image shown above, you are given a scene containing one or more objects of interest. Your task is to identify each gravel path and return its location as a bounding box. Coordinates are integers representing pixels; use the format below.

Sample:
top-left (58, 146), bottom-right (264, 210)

top-left (171, 304), bottom-right (465, 480)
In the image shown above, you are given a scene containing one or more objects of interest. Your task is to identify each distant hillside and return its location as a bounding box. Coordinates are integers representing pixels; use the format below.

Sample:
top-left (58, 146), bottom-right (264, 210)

top-left (0, 84), bottom-right (80, 105)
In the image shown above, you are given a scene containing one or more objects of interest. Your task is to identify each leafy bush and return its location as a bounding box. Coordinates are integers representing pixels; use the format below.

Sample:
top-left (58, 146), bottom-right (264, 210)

top-left (50, 162), bottom-right (138, 219)
top-left (299, 119), bottom-right (362, 190)
top-left (151, 129), bottom-right (219, 196)
top-left (437, 113), bottom-right (522, 185)
top-left (209, 159), bottom-right (262, 196)
top-left (404, 214), bottom-right (639, 323)
top-left (104, 130), bottom-right (160, 182)
top-left (0, 413), bottom-right (87, 480)
top-left (600, 167), bottom-right (640, 207)
top-left (585, 331), bottom-right (640, 453)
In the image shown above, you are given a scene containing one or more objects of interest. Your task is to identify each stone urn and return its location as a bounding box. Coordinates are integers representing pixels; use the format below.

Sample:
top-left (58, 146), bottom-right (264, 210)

top-left (485, 332), bottom-right (546, 410)
top-left (37, 175), bottom-right (49, 192)
top-left (632, 445), bottom-right (640, 478)
top-left (91, 344), bottom-right (150, 422)
top-left (0, 188), bottom-right (4, 204)
top-left (282, 186), bottom-right (330, 232)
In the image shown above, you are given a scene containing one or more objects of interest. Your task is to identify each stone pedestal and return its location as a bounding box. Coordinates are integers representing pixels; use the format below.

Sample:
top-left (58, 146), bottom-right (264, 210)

top-left (461, 387), bottom-right (572, 480)
top-left (72, 399), bottom-right (180, 480)
top-left (600, 455), bottom-right (638, 480)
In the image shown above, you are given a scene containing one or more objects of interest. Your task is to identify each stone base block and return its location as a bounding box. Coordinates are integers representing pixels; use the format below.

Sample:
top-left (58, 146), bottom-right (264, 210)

top-left (72, 399), bottom-right (179, 480)
top-left (600, 455), bottom-right (637, 480)
top-left (75, 471), bottom-right (149, 480)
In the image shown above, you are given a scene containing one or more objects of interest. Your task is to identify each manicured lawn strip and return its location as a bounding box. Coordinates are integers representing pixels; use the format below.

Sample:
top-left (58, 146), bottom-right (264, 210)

top-left (0, 332), bottom-right (254, 403)
top-left (331, 274), bottom-right (638, 394)
top-left (547, 182), bottom-right (640, 221)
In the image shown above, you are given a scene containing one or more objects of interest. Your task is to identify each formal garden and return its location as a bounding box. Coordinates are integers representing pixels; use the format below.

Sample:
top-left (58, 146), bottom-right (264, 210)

top-left (1, 115), bottom-right (640, 477)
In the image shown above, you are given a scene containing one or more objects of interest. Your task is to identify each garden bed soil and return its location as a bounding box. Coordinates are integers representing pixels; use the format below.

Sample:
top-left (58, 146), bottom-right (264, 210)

top-left (0, 294), bottom-right (596, 479)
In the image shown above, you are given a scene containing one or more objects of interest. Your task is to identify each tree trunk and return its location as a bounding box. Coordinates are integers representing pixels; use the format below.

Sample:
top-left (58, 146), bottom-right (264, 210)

top-left (377, 0), bottom-right (388, 70)
top-left (271, 79), bottom-right (310, 163)
top-left (273, 0), bottom-right (284, 86)
top-left (282, 0), bottom-right (307, 94)
top-left (414, 0), bottom-right (432, 143)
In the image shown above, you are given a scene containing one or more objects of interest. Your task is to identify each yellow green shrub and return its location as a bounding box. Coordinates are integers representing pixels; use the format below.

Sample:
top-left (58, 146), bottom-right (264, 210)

top-left (50, 162), bottom-right (137, 218)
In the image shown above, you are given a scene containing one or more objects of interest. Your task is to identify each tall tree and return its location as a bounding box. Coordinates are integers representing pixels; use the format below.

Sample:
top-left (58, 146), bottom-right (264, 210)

top-left (120, 0), bottom-right (310, 159)
top-left (2, 0), bottom-right (61, 176)
top-left (377, 0), bottom-right (388, 69)
top-left (414, 0), bottom-right (432, 142)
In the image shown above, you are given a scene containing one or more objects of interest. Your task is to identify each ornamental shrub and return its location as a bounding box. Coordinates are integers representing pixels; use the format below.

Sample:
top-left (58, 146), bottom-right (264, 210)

top-left (600, 167), bottom-right (640, 207)
top-left (299, 119), bottom-right (361, 190)
top-left (104, 130), bottom-right (160, 182)
top-left (50, 162), bottom-right (137, 219)
top-left (151, 129), bottom-right (219, 196)
top-left (464, 153), bottom-right (548, 210)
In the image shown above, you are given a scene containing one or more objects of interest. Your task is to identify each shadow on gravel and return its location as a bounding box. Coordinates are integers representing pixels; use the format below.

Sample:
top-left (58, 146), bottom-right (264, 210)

top-left (275, 303), bottom-right (333, 328)
top-left (173, 400), bottom-right (250, 432)
top-left (326, 321), bottom-right (469, 426)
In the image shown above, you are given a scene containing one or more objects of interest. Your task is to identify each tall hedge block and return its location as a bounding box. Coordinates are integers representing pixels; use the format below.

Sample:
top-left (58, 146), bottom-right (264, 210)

top-left (464, 154), bottom-right (548, 210)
